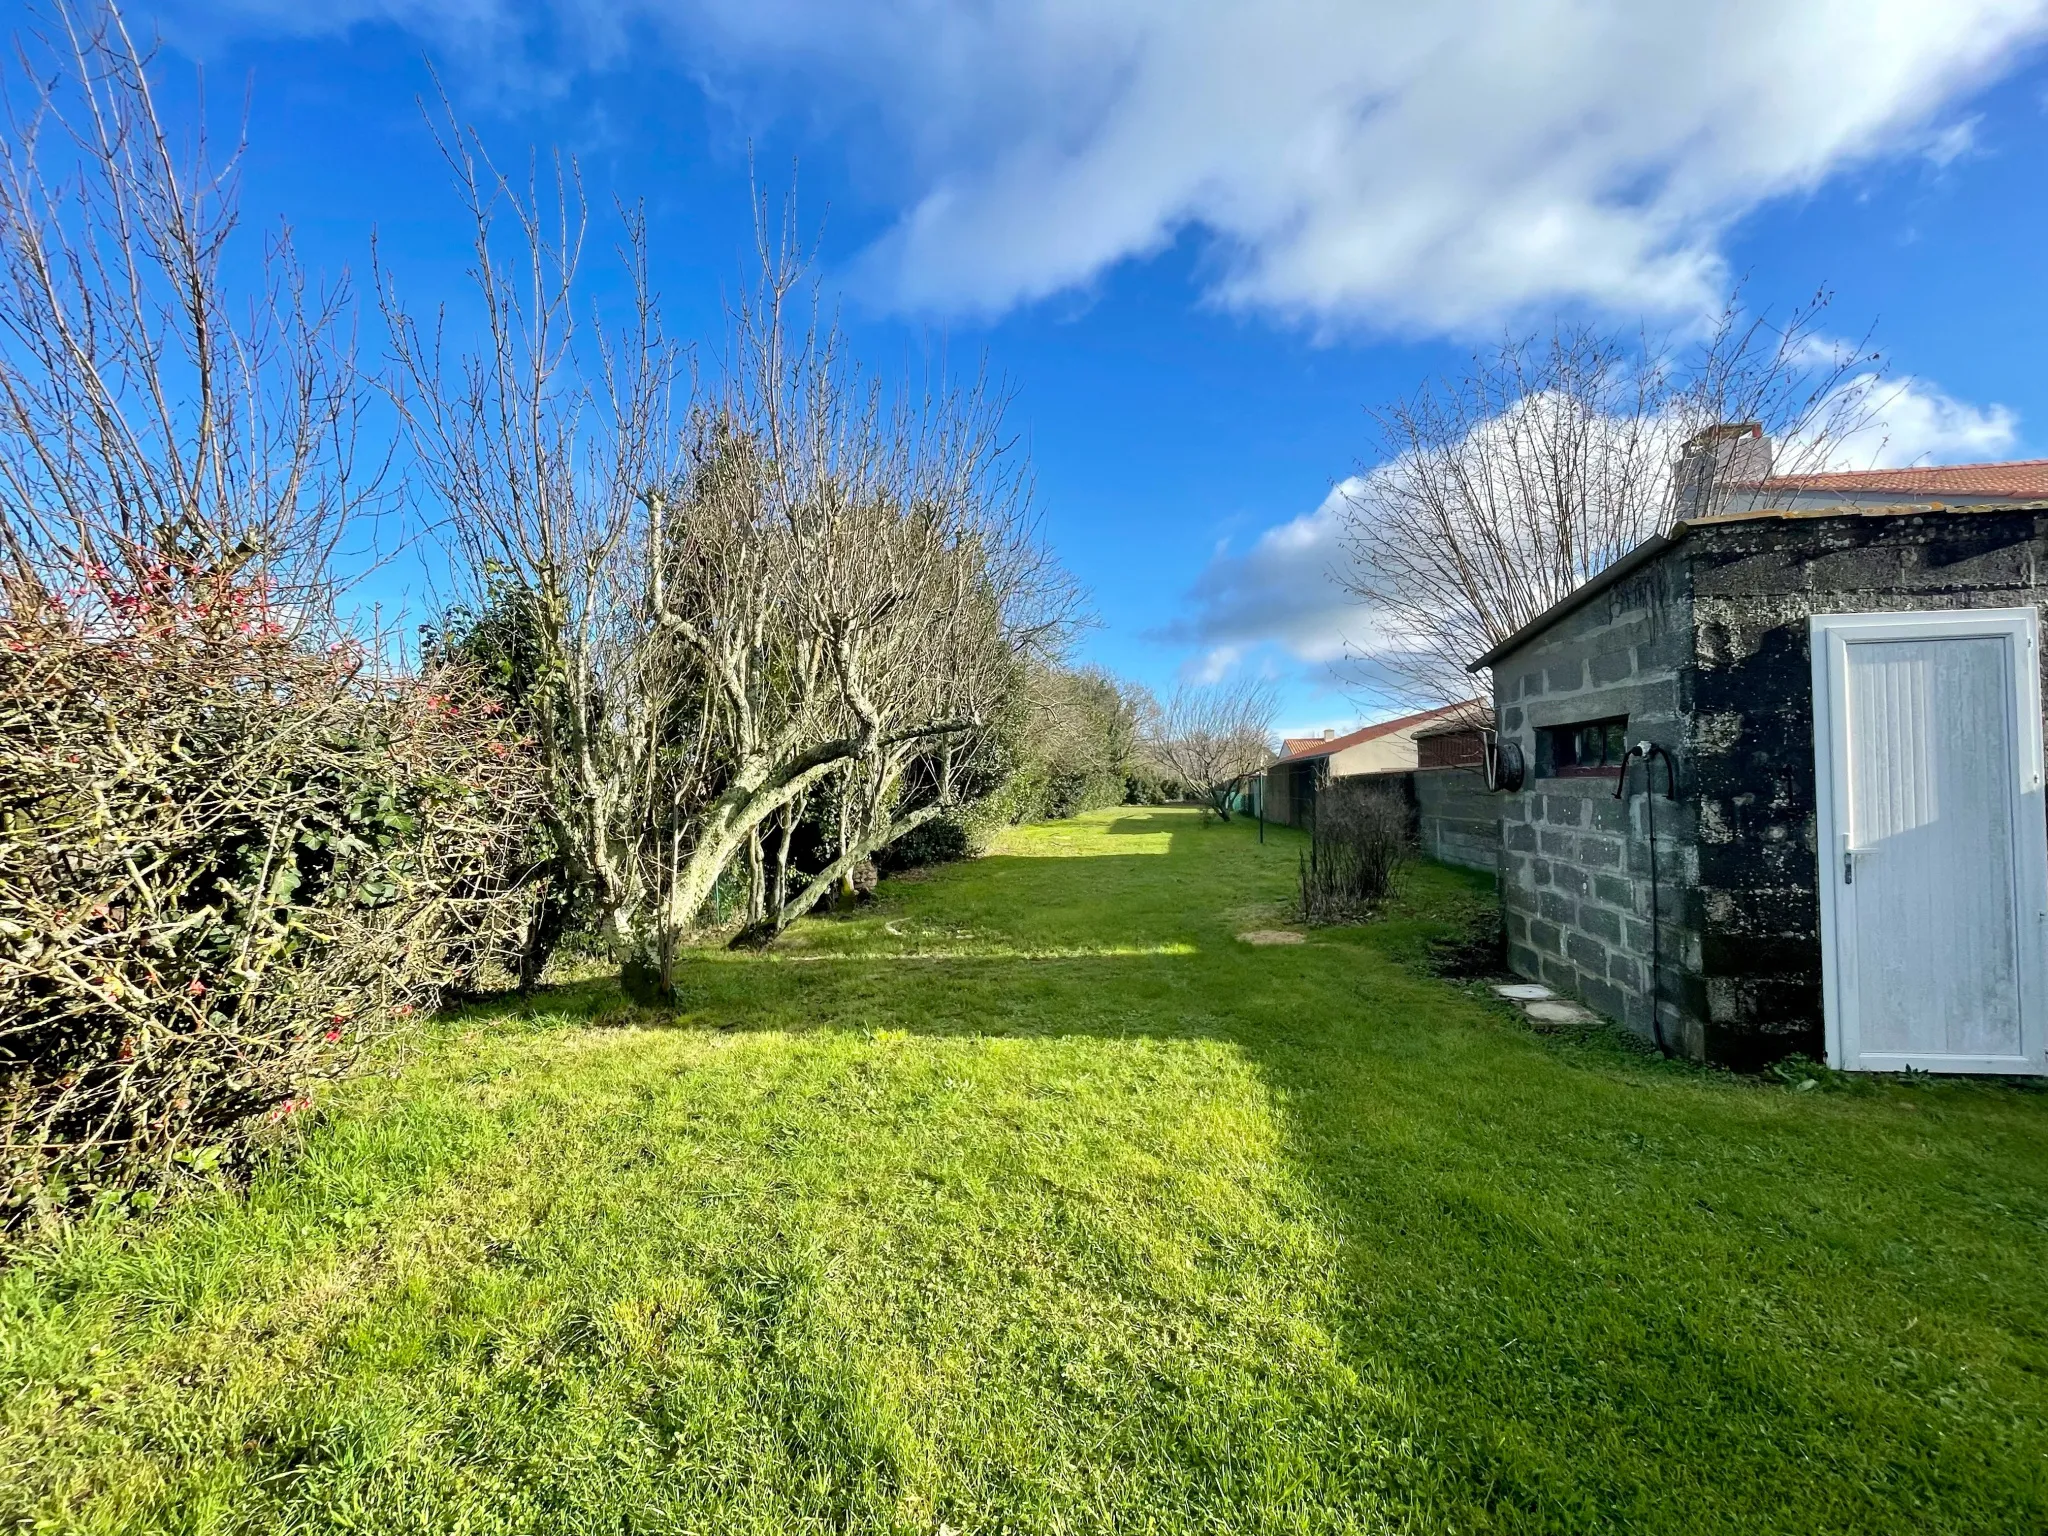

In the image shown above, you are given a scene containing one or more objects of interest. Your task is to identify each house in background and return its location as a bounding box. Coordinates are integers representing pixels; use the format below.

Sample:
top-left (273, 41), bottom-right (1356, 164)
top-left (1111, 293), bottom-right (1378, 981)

top-left (1260, 702), bottom-right (1476, 829)
top-left (1414, 716), bottom-right (1488, 768)
top-left (1472, 453), bottom-right (2048, 1075)
top-left (1256, 703), bottom-right (1501, 867)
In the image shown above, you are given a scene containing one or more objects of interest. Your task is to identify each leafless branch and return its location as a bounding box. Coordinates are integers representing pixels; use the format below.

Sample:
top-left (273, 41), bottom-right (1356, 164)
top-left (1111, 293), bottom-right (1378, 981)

top-left (1338, 298), bottom-right (1880, 703)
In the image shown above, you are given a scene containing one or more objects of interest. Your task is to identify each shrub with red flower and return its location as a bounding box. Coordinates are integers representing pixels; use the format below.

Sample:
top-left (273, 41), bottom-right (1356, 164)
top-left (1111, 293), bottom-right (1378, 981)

top-left (0, 9), bottom-right (562, 1227)
top-left (0, 572), bottom-right (548, 1224)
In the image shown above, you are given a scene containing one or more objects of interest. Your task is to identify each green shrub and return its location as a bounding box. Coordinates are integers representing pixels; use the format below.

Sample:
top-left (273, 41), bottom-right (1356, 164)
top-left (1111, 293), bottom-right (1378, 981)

top-left (1043, 765), bottom-right (1127, 820)
top-left (879, 814), bottom-right (976, 870)
top-left (1123, 767), bottom-right (1185, 805)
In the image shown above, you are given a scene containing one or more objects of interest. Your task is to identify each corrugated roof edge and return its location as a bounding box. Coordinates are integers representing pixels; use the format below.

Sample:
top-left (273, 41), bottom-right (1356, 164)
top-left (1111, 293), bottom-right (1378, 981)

top-left (1464, 500), bottom-right (2048, 673)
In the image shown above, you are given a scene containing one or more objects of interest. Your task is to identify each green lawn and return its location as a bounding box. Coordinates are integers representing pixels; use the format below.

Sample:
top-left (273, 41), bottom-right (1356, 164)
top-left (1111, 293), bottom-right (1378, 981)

top-left (5, 807), bottom-right (2047, 1534)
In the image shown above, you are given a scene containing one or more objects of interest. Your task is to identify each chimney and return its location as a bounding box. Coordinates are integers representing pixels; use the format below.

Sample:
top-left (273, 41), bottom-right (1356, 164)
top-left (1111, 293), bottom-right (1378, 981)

top-left (1672, 422), bottom-right (1772, 521)
top-left (1322, 728), bottom-right (1335, 740)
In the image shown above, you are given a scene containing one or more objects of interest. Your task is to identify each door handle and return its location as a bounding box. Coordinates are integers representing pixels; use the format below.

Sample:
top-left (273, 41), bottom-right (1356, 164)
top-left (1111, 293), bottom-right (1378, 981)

top-left (1841, 833), bottom-right (1854, 886)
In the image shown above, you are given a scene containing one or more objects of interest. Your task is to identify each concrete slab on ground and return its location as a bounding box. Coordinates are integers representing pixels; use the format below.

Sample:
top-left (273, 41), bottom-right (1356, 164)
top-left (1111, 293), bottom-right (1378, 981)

top-left (1524, 999), bottom-right (1596, 1024)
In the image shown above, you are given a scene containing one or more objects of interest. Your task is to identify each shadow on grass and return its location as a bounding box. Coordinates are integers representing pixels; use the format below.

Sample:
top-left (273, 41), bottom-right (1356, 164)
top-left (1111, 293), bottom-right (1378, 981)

top-left (7, 808), bottom-right (2040, 1536)
top-left (466, 811), bottom-right (2048, 1533)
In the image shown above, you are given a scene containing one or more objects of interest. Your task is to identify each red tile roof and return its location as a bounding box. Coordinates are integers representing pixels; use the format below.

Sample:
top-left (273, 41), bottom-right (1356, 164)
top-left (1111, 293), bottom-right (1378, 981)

top-left (1741, 458), bottom-right (2048, 497)
top-left (1271, 701), bottom-right (1476, 765)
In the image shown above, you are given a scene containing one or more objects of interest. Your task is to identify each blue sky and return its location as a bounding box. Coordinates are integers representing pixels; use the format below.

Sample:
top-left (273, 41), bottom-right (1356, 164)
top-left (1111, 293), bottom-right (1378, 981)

top-left (59, 0), bottom-right (2048, 733)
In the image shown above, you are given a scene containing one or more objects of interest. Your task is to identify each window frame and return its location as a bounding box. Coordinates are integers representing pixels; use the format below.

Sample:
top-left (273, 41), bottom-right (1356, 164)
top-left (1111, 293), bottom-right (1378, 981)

top-left (1537, 714), bottom-right (1631, 780)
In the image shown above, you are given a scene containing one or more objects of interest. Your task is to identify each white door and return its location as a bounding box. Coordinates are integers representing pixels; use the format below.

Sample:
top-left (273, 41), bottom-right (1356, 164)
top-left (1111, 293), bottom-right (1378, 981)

top-left (1812, 609), bottom-right (2048, 1074)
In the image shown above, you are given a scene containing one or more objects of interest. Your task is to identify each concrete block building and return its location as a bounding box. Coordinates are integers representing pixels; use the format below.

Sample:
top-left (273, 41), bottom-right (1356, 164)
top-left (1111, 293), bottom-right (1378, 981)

top-left (1472, 481), bottom-right (2048, 1074)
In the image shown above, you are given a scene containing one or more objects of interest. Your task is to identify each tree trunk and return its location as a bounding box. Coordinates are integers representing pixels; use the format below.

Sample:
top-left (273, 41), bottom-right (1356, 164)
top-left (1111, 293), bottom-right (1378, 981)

top-left (746, 826), bottom-right (766, 925)
top-left (772, 798), bottom-right (798, 915)
top-left (732, 802), bottom-right (945, 947)
top-left (516, 868), bottom-right (574, 992)
top-left (657, 751), bottom-right (850, 939)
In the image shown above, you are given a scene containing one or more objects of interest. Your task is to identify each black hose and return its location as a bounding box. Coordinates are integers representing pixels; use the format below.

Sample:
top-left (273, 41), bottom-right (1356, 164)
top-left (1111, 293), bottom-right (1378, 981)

top-left (1615, 743), bottom-right (1679, 1058)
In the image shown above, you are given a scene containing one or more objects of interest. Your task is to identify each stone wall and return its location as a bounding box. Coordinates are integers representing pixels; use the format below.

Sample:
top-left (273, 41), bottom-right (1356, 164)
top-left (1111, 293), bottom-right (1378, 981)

top-left (1490, 552), bottom-right (1702, 1053)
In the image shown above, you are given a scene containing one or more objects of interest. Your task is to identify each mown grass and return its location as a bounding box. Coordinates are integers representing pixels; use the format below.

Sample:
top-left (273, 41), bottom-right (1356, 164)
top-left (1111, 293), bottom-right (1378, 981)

top-left (4, 807), bottom-right (2046, 1534)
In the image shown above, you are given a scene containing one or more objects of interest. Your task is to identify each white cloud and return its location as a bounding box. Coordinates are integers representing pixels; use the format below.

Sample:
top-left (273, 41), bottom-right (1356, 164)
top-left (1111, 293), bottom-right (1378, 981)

top-left (1158, 479), bottom-right (1370, 674)
top-left (1154, 476), bottom-right (1437, 706)
top-left (1921, 116), bottom-right (1984, 168)
top-left (1821, 374), bottom-right (2021, 468)
top-left (1186, 645), bottom-right (1242, 687)
top-left (175, 0), bottom-right (2048, 330)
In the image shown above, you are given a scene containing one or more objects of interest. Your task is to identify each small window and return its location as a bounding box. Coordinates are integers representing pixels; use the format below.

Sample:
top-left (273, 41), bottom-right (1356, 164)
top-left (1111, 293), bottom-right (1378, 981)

top-left (1539, 716), bottom-right (1630, 778)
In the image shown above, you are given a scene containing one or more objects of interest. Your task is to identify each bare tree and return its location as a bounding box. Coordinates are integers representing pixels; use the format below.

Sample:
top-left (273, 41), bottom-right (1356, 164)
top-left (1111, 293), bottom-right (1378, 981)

top-left (0, 4), bottom-right (543, 1218)
top-left (1337, 301), bottom-right (1880, 706)
top-left (0, 0), bottom-right (373, 619)
top-left (1147, 678), bottom-right (1278, 821)
top-left (650, 226), bottom-right (1071, 952)
top-left (1098, 671), bottom-right (1154, 782)
top-left (388, 145), bottom-right (1075, 980)
top-left (380, 117), bottom-right (678, 961)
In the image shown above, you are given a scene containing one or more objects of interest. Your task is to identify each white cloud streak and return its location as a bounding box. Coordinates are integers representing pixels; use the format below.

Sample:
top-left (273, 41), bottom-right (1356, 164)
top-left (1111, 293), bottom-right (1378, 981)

top-left (1158, 478), bottom-right (1376, 682)
top-left (1821, 374), bottom-right (2020, 468)
top-left (174, 0), bottom-right (2048, 330)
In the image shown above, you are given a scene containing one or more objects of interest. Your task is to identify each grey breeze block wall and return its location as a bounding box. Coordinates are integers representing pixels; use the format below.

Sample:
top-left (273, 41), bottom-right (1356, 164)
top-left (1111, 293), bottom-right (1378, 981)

top-left (1301, 766), bottom-right (1501, 875)
top-left (1495, 506), bottom-right (2048, 1069)
top-left (1492, 553), bottom-right (1700, 1054)
top-left (1413, 766), bottom-right (1498, 872)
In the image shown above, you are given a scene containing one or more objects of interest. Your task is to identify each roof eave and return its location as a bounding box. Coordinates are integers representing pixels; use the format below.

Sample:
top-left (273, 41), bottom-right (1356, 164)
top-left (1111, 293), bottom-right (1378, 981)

top-left (1464, 500), bottom-right (2048, 674)
top-left (1266, 699), bottom-right (1484, 767)
top-left (1465, 530), bottom-right (1681, 673)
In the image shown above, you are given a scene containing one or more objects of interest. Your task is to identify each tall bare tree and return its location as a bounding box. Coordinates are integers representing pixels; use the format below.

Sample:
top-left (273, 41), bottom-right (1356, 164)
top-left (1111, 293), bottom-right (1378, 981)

top-left (1337, 302), bottom-right (1880, 705)
top-left (380, 118), bottom-right (677, 958)
top-left (648, 228), bottom-right (1070, 950)
top-left (387, 143), bottom-right (1074, 980)
top-left (1147, 678), bottom-right (1278, 821)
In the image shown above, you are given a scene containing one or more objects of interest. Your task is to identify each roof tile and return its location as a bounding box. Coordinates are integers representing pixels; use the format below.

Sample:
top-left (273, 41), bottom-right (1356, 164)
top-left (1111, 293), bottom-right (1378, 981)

top-left (1741, 458), bottom-right (2048, 496)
